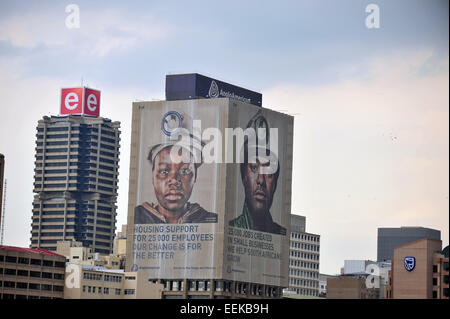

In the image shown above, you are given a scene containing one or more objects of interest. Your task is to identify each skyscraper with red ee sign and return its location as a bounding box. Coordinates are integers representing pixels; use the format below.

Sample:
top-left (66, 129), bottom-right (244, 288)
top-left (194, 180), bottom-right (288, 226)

top-left (31, 88), bottom-right (120, 254)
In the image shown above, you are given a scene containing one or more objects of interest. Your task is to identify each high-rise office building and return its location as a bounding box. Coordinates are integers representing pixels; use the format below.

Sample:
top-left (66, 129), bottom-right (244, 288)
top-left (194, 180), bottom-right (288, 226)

top-left (287, 214), bottom-right (321, 297)
top-left (0, 153), bottom-right (4, 231)
top-left (126, 74), bottom-right (293, 298)
top-left (377, 227), bottom-right (441, 262)
top-left (31, 87), bottom-right (120, 254)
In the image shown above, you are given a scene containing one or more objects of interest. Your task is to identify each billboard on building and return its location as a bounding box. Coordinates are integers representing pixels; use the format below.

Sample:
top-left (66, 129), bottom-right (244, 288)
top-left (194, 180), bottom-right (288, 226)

top-left (166, 73), bottom-right (262, 107)
top-left (127, 98), bottom-right (292, 287)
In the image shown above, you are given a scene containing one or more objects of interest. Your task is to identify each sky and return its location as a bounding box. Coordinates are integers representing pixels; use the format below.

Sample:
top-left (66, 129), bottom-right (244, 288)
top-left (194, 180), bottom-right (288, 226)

top-left (0, 0), bottom-right (448, 276)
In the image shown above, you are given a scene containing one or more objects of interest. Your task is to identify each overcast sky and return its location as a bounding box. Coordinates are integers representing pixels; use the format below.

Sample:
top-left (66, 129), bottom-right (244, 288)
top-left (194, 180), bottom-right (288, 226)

top-left (0, 0), bottom-right (448, 275)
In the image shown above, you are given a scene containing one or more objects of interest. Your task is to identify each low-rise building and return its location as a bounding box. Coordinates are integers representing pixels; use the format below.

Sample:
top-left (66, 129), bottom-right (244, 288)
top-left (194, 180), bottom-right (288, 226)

top-left (0, 245), bottom-right (66, 299)
top-left (326, 274), bottom-right (379, 299)
top-left (64, 263), bottom-right (163, 299)
top-left (56, 240), bottom-right (124, 269)
top-left (318, 273), bottom-right (335, 298)
top-left (342, 259), bottom-right (391, 298)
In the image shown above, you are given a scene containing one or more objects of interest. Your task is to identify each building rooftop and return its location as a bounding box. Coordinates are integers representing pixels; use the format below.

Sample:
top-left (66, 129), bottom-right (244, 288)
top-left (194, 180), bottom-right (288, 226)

top-left (0, 245), bottom-right (64, 257)
top-left (66, 262), bottom-right (125, 274)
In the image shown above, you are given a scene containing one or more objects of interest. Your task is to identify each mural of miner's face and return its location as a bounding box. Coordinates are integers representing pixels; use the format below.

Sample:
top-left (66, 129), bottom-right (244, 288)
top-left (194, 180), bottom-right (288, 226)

top-left (241, 159), bottom-right (279, 216)
top-left (152, 146), bottom-right (196, 214)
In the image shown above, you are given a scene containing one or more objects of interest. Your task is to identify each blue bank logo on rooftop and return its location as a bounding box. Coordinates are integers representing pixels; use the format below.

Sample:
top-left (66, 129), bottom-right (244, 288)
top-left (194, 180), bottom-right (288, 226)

top-left (165, 73), bottom-right (262, 107)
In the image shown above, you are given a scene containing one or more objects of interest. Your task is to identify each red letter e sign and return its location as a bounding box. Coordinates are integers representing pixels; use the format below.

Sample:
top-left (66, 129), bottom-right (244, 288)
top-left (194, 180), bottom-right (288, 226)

top-left (60, 87), bottom-right (101, 117)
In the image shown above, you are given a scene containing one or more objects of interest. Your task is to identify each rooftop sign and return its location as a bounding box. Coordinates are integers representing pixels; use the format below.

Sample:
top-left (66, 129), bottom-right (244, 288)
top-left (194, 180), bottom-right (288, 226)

top-left (165, 73), bottom-right (262, 107)
top-left (60, 87), bottom-right (101, 117)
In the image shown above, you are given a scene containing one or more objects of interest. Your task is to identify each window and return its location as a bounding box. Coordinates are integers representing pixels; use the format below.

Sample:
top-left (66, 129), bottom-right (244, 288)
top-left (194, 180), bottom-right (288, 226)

top-left (4, 269), bottom-right (16, 276)
top-left (53, 285), bottom-right (64, 292)
top-left (5, 256), bottom-right (17, 263)
top-left (104, 287), bottom-right (109, 294)
top-left (29, 283), bottom-right (40, 290)
top-left (433, 265), bottom-right (438, 273)
top-left (42, 272), bottom-right (52, 279)
top-left (115, 289), bottom-right (121, 295)
top-left (17, 270), bottom-right (28, 277)
top-left (54, 273), bottom-right (64, 280)
top-left (16, 282), bottom-right (27, 289)
top-left (124, 289), bottom-right (135, 295)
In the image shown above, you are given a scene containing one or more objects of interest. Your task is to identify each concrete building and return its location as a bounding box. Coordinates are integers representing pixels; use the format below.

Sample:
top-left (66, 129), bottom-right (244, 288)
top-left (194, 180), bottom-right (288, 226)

top-left (0, 153), bottom-right (4, 232)
top-left (64, 263), bottom-right (163, 299)
top-left (56, 240), bottom-right (124, 270)
top-left (326, 274), bottom-right (379, 299)
top-left (387, 238), bottom-right (449, 299)
top-left (318, 273), bottom-right (335, 298)
top-left (342, 259), bottom-right (391, 298)
top-left (0, 245), bottom-right (66, 299)
top-left (126, 74), bottom-right (293, 299)
top-left (113, 224), bottom-right (127, 256)
top-left (31, 115), bottom-right (121, 254)
top-left (285, 214), bottom-right (320, 297)
top-left (377, 227), bottom-right (441, 262)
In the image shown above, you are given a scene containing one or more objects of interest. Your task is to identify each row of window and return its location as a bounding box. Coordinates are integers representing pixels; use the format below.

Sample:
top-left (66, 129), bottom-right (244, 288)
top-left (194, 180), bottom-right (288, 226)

top-left (34, 184), bottom-right (115, 192)
top-left (36, 154), bottom-right (117, 162)
top-left (288, 288), bottom-right (319, 297)
top-left (290, 241), bottom-right (320, 252)
top-left (289, 277), bottom-right (319, 288)
top-left (289, 268), bottom-right (319, 279)
top-left (31, 227), bottom-right (111, 235)
top-left (0, 281), bottom-right (64, 292)
top-left (0, 268), bottom-right (64, 280)
top-left (289, 258), bottom-right (319, 270)
top-left (0, 256), bottom-right (65, 268)
top-left (35, 203), bottom-right (114, 210)
top-left (34, 176), bottom-right (116, 185)
top-left (158, 280), bottom-right (280, 297)
top-left (290, 250), bottom-right (319, 261)
top-left (35, 162), bottom-right (117, 172)
top-left (291, 232), bottom-right (319, 242)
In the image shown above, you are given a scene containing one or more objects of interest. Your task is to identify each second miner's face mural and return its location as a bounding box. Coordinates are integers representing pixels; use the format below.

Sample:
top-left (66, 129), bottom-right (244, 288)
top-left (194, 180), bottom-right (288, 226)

top-left (128, 99), bottom-right (292, 286)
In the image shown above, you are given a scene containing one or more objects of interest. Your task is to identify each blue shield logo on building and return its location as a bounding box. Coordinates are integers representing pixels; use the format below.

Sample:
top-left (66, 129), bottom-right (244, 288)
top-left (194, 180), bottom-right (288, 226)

top-left (404, 256), bottom-right (416, 272)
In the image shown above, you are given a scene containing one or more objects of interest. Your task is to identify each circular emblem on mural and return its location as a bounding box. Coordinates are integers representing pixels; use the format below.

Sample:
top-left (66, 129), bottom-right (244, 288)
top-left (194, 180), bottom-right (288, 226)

top-left (161, 111), bottom-right (183, 136)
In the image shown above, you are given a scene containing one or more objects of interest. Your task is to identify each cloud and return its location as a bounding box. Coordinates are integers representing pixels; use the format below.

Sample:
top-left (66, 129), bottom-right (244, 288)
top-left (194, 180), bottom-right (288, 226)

top-left (264, 50), bottom-right (449, 273)
top-left (0, 6), bottom-right (172, 57)
top-left (0, 55), bottom-right (161, 248)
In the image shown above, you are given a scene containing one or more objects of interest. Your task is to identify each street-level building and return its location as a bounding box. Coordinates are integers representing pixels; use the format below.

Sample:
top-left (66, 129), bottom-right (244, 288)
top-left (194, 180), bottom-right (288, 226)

top-left (56, 240), bottom-right (124, 270)
top-left (0, 245), bottom-right (66, 299)
top-left (64, 263), bottom-right (163, 299)
top-left (326, 274), bottom-right (379, 299)
top-left (318, 273), bottom-right (335, 298)
top-left (31, 114), bottom-right (121, 254)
